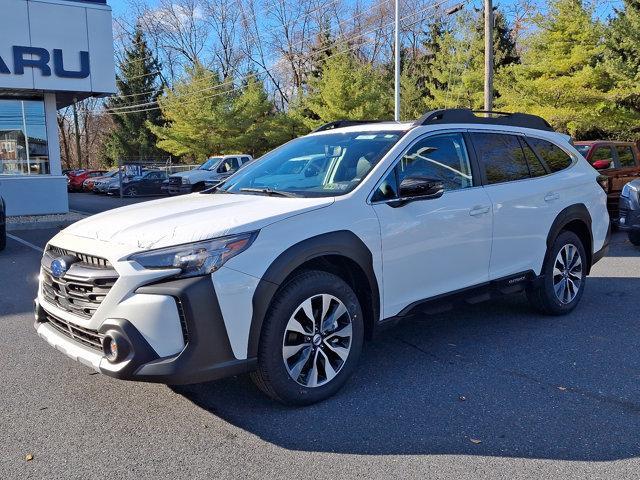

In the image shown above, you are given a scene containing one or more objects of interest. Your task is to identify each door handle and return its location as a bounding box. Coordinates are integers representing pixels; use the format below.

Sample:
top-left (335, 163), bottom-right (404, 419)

top-left (469, 205), bottom-right (491, 216)
top-left (544, 192), bottom-right (560, 202)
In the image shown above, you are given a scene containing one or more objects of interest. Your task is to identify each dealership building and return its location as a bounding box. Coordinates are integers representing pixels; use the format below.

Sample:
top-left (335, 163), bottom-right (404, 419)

top-left (0, 0), bottom-right (115, 216)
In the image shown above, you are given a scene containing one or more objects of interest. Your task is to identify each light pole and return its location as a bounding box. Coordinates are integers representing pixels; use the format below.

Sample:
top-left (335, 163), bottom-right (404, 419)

top-left (394, 0), bottom-right (400, 121)
top-left (484, 0), bottom-right (494, 111)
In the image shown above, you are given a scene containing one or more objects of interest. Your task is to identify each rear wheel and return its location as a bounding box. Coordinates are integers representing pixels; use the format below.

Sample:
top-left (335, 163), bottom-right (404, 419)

top-left (251, 270), bottom-right (364, 405)
top-left (629, 231), bottom-right (640, 246)
top-left (527, 231), bottom-right (587, 315)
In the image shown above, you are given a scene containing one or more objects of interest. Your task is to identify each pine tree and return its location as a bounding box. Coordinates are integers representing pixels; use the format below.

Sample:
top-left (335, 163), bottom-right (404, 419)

top-left (104, 25), bottom-right (165, 163)
top-left (496, 0), bottom-right (627, 138)
top-left (299, 51), bottom-right (393, 129)
top-left (606, 0), bottom-right (640, 134)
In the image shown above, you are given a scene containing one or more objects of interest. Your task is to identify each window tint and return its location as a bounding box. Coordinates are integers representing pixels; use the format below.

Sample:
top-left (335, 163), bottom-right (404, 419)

top-left (521, 139), bottom-right (547, 177)
top-left (616, 146), bottom-right (636, 167)
top-left (527, 137), bottom-right (574, 173)
top-left (372, 133), bottom-right (472, 201)
top-left (471, 133), bottom-right (530, 184)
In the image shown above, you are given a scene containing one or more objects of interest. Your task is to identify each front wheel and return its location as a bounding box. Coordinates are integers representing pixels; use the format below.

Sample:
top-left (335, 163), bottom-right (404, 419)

top-left (124, 187), bottom-right (138, 197)
top-left (629, 231), bottom-right (640, 246)
top-left (251, 270), bottom-right (364, 405)
top-left (527, 231), bottom-right (587, 315)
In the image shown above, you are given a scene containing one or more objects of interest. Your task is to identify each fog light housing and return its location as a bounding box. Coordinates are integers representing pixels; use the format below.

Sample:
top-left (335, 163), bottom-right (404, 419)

top-left (102, 332), bottom-right (130, 363)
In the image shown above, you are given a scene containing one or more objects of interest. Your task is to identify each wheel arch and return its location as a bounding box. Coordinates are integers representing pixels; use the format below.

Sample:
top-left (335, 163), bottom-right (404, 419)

top-left (545, 204), bottom-right (594, 274)
top-left (247, 230), bottom-right (380, 358)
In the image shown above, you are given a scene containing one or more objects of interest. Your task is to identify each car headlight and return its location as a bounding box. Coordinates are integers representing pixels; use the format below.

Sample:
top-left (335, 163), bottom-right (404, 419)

top-left (129, 232), bottom-right (258, 278)
top-left (182, 178), bottom-right (190, 185)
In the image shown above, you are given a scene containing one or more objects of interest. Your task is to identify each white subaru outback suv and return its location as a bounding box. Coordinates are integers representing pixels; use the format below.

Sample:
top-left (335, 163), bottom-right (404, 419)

top-left (34, 109), bottom-right (610, 405)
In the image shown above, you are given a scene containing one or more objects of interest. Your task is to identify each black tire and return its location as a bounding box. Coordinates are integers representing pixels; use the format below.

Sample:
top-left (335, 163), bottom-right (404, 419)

top-left (250, 270), bottom-right (364, 405)
top-left (191, 183), bottom-right (205, 193)
top-left (124, 187), bottom-right (137, 197)
top-left (527, 231), bottom-right (587, 315)
top-left (0, 220), bottom-right (5, 252)
top-left (629, 231), bottom-right (640, 246)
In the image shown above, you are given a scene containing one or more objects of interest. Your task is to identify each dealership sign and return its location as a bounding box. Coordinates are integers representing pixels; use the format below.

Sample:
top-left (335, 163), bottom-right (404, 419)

top-left (0, 46), bottom-right (90, 79)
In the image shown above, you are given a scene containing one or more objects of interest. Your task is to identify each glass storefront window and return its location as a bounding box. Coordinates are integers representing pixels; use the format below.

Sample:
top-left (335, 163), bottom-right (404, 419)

top-left (0, 98), bottom-right (49, 175)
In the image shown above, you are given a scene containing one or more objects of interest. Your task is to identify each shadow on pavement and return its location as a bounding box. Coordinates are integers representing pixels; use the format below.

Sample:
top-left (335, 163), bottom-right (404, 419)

top-left (173, 276), bottom-right (640, 461)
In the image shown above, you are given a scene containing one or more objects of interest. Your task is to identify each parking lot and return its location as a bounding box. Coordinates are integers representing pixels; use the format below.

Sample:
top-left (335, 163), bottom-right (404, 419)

top-left (2, 212), bottom-right (640, 478)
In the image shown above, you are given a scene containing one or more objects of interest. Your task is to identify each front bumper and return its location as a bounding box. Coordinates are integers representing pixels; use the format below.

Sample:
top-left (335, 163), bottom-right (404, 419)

top-left (35, 275), bottom-right (256, 385)
top-left (167, 184), bottom-right (191, 195)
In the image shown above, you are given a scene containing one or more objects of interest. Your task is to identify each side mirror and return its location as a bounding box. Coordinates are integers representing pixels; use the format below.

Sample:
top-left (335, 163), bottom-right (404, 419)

top-left (390, 176), bottom-right (444, 207)
top-left (592, 159), bottom-right (612, 170)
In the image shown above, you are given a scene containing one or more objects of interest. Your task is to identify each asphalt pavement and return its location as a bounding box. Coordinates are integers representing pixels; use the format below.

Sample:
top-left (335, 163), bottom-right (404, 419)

top-left (1, 224), bottom-right (640, 479)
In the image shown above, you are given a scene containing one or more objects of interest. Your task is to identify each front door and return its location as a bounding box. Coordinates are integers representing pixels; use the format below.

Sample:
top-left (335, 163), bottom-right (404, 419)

top-left (371, 132), bottom-right (493, 318)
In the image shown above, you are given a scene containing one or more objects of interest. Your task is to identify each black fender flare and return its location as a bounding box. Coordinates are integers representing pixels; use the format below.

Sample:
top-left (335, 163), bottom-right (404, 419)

top-left (247, 230), bottom-right (379, 358)
top-left (544, 203), bottom-right (594, 271)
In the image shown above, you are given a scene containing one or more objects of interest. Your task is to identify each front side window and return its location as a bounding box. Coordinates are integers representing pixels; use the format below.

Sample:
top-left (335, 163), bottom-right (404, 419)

top-left (372, 133), bottom-right (473, 202)
top-left (220, 131), bottom-right (402, 197)
top-left (528, 137), bottom-right (575, 172)
top-left (616, 145), bottom-right (636, 167)
top-left (0, 98), bottom-right (49, 176)
top-left (471, 133), bottom-right (530, 184)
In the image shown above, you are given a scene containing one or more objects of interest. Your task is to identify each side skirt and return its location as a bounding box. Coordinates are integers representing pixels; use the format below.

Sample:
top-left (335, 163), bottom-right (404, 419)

top-left (374, 271), bottom-right (539, 334)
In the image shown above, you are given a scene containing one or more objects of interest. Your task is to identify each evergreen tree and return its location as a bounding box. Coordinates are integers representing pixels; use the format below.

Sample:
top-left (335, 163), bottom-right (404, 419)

top-left (496, 0), bottom-right (628, 138)
top-left (151, 66), bottom-right (292, 160)
top-left (421, 8), bottom-right (518, 111)
top-left (299, 51), bottom-right (393, 129)
top-left (104, 25), bottom-right (165, 163)
top-left (605, 0), bottom-right (640, 136)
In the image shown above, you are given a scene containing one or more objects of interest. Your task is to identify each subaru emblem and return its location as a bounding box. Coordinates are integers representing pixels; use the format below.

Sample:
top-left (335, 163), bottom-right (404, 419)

top-left (50, 258), bottom-right (69, 278)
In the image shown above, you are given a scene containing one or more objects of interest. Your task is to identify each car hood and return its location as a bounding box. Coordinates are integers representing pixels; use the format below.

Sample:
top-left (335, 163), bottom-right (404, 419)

top-left (62, 193), bottom-right (334, 251)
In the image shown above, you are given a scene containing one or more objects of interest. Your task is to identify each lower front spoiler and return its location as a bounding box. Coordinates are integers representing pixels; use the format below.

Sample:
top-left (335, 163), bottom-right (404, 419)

top-left (34, 275), bottom-right (257, 385)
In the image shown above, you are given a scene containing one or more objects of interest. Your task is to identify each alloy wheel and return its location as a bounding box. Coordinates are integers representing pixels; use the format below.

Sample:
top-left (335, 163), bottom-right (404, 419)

top-left (282, 294), bottom-right (353, 388)
top-left (553, 243), bottom-right (583, 304)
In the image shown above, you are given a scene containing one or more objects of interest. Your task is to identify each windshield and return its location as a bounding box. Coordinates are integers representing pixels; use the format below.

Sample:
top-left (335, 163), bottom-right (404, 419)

top-left (199, 157), bottom-right (223, 170)
top-left (575, 145), bottom-right (591, 155)
top-left (220, 131), bottom-right (402, 197)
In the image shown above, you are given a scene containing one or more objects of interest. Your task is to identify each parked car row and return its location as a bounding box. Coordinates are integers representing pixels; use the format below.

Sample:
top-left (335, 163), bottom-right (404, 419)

top-left (168, 154), bottom-right (253, 194)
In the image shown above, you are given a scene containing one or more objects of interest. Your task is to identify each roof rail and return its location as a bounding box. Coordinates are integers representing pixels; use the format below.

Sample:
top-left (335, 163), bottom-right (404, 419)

top-left (312, 119), bottom-right (386, 133)
top-left (415, 108), bottom-right (554, 132)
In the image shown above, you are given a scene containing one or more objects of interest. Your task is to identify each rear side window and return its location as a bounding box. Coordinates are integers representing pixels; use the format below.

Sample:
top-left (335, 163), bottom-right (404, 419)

top-left (520, 139), bottom-right (547, 177)
top-left (471, 133), bottom-right (530, 184)
top-left (528, 137), bottom-right (574, 173)
top-left (616, 146), bottom-right (636, 167)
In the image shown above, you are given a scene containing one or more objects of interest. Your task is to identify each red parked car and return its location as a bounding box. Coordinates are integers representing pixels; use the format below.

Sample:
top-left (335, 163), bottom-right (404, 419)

top-left (574, 141), bottom-right (640, 223)
top-left (67, 169), bottom-right (107, 192)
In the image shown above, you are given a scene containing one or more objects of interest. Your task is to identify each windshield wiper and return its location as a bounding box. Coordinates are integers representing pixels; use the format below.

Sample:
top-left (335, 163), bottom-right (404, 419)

top-left (239, 187), bottom-right (299, 198)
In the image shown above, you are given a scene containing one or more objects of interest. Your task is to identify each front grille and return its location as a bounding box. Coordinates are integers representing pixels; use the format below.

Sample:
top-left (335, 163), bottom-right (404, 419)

top-left (43, 310), bottom-right (104, 351)
top-left (41, 248), bottom-right (118, 319)
top-left (48, 246), bottom-right (111, 268)
top-left (169, 177), bottom-right (182, 186)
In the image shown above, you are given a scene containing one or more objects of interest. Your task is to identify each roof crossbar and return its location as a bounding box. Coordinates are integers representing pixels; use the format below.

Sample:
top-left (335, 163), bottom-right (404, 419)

top-left (415, 108), bottom-right (554, 132)
top-left (312, 120), bottom-right (386, 133)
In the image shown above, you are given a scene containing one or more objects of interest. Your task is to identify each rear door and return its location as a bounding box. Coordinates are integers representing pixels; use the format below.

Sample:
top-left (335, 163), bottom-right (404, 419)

top-left (470, 131), bottom-right (568, 279)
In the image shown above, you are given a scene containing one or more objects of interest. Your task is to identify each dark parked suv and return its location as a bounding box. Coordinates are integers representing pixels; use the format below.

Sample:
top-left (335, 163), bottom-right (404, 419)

top-left (575, 141), bottom-right (640, 223)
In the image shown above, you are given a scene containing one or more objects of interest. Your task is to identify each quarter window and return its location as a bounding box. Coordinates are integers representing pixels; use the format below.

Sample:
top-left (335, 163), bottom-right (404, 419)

top-left (471, 133), bottom-right (530, 184)
top-left (616, 146), bottom-right (636, 167)
top-left (521, 139), bottom-right (547, 177)
top-left (372, 133), bottom-right (472, 201)
top-left (527, 137), bottom-right (574, 173)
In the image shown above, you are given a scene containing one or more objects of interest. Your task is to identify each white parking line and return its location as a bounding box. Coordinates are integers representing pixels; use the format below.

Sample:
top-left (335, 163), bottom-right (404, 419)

top-left (7, 233), bottom-right (44, 253)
